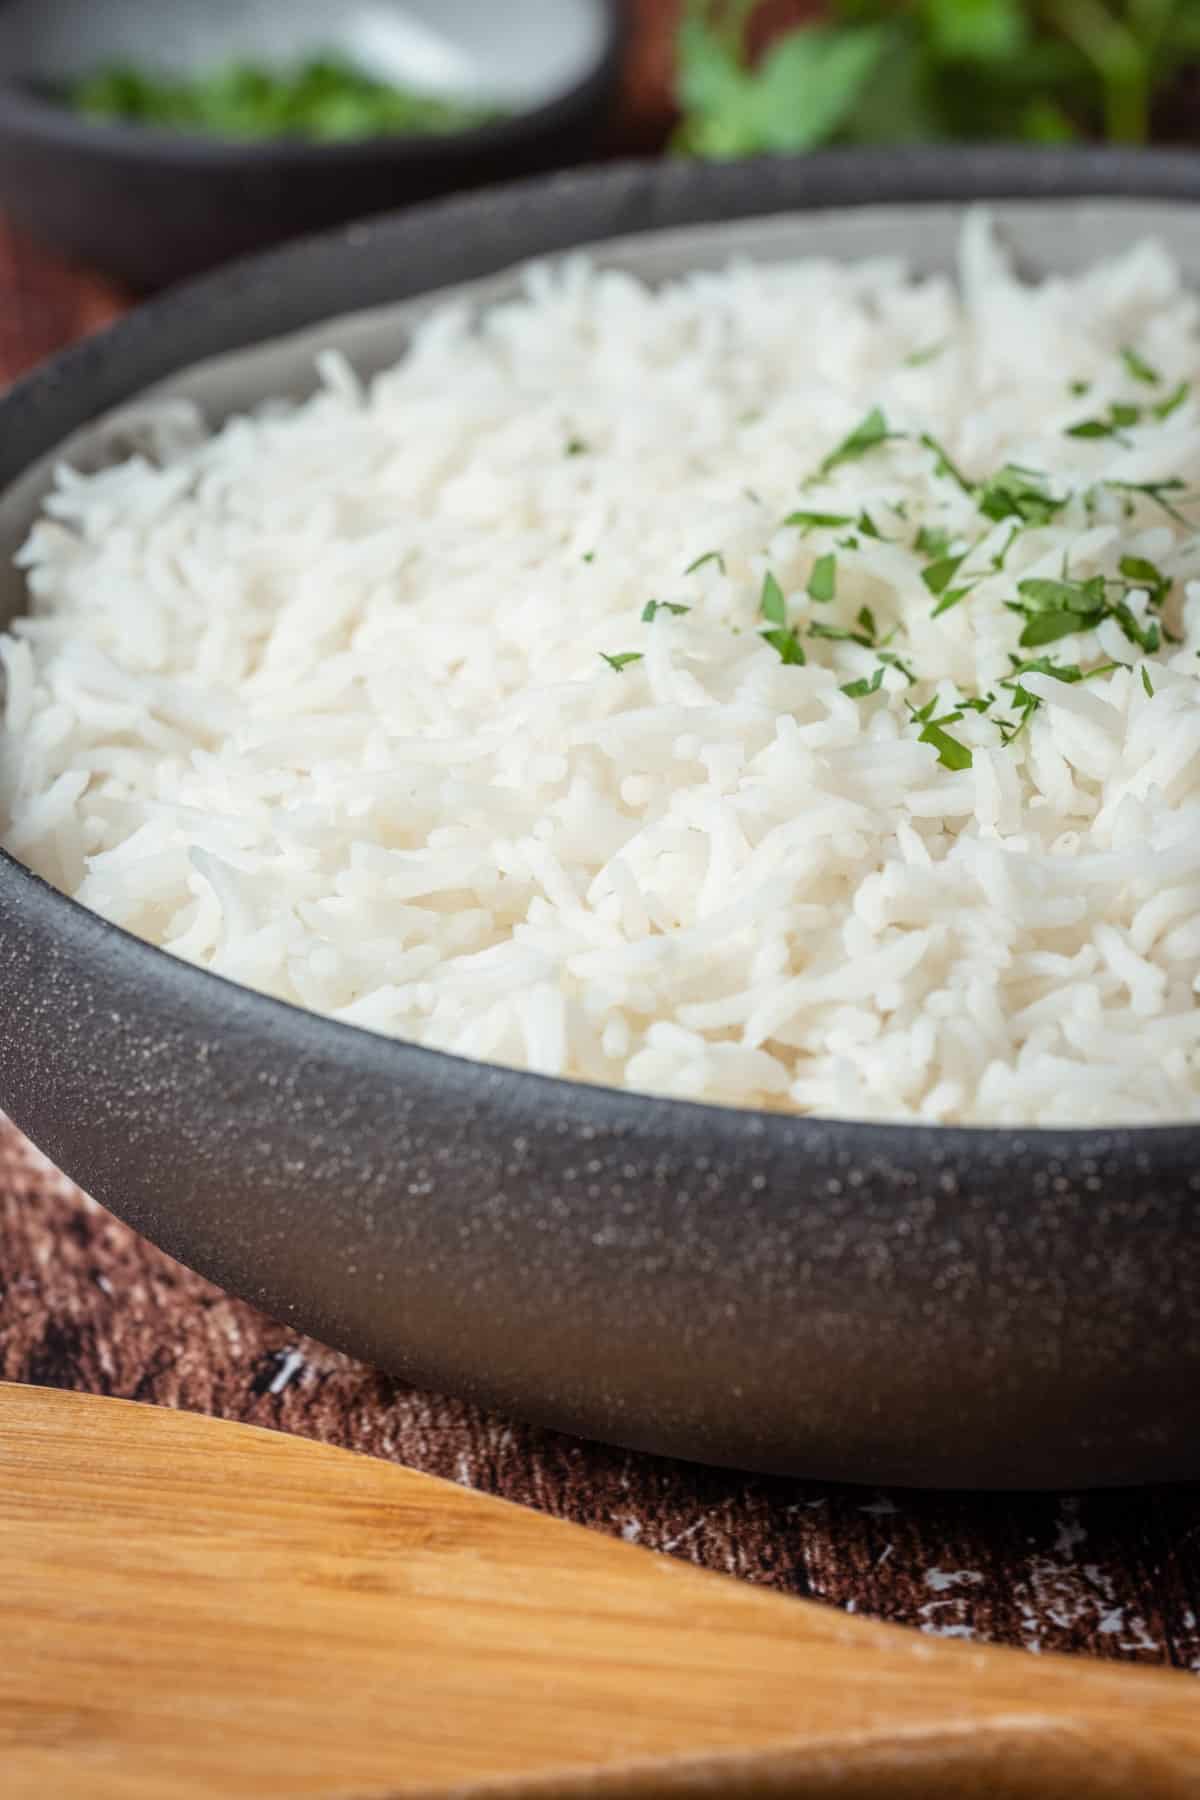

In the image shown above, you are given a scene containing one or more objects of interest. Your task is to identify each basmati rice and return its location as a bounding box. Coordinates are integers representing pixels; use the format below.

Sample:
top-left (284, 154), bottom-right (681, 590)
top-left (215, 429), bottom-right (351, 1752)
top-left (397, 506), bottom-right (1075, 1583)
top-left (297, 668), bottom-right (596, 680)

top-left (4, 212), bottom-right (1200, 1125)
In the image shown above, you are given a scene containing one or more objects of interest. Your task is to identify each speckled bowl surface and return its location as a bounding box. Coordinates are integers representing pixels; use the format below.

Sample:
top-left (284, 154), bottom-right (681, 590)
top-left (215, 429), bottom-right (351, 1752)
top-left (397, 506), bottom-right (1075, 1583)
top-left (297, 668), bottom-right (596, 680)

top-left (2, 149), bottom-right (1200, 1487)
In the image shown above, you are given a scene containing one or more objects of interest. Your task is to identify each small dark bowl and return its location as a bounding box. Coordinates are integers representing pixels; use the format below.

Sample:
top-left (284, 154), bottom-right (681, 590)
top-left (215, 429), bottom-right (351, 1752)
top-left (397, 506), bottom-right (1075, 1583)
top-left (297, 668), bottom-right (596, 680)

top-left (0, 0), bottom-right (624, 289)
top-left (3, 149), bottom-right (1200, 1488)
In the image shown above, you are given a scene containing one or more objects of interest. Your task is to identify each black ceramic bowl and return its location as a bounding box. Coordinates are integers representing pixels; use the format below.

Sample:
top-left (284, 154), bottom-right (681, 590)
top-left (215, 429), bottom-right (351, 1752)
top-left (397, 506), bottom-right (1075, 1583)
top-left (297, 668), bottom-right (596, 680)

top-left (3, 149), bottom-right (1200, 1488)
top-left (0, 0), bottom-right (624, 289)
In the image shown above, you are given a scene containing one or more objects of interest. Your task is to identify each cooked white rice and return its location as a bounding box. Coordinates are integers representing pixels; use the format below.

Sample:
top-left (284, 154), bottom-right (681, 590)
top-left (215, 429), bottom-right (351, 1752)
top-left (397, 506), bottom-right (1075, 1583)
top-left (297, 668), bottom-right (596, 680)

top-left (4, 213), bottom-right (1200, 1126)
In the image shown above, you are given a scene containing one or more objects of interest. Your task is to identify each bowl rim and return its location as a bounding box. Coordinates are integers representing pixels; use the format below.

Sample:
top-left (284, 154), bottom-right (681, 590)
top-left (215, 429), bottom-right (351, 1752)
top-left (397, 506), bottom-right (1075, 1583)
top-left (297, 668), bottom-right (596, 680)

top-left (5, 143), bottom-right (1200, 1147)
top-left (0, 0), bottom-right (625, 165)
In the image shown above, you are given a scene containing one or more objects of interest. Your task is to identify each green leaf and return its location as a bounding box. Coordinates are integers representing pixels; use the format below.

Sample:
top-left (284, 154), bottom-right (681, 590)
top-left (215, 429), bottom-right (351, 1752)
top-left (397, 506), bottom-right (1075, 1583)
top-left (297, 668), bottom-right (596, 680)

top-left (750, 24), bottom-right (892, 152)
top-left (1121, 345), bottom-right (1160, 385)
top-left (599, 651), bottom-right (643, 672)
top-left (817, 406), bottom-right (893, 477)
top-left (878, 649), bottom-right (917, 684)
top-left (919, 720), bottom-right (974, 770)
top-left (922, 550), bottom-right (968, 595)
top-left (915, 524), bottom-right (954, 558)
top-left (1118, 555), bottom-right (1169, 602)
top-left (1154, 381), bottom-right (1190, 420)
top-left (841, 665), bottom-right (886, 698)
top-left (684, 549), bottom-right (726, 575)
top-left (931, 584), bottom-right (975, 617)
top-left (1106, 479), bottom-right (1192, 525)
top-left (923, 0), bottom-right (1027, 64)
top-left (977, 464), bottom-right (1066, 526)
top-left (920, 431), bottom-right (973, 493)
top-left (783, 510), bottom-right (855, 531)
top-left (1142, 665), bottom-right (1155, 697)
top-left (1066, 402), bottom-right (1142, 440)
top-left (807, 553), bottom-right (837, 602)
top-left (642, 600), bottom-right (691, 622)
top-left (760, 570), bottom-right (787, 624)
top-left (1018, 609), bottom-right (1103, 647)
top-left (1016, 575), bottom-right (1106, 614)
top-left (761, 626), bottom-right (807, 665)
top-left (905, 340), bottom-right (948, 366)
top-left (1004, 655), bottom-right (1084, 684)
top-left (1110, 602), bottom-right (1160, 653)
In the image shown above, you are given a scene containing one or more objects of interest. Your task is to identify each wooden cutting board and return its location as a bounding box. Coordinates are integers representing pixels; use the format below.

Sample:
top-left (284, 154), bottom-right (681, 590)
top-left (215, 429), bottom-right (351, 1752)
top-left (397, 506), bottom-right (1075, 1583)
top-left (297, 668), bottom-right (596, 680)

top-left (1, 1381), bottom-right (1197, 1798)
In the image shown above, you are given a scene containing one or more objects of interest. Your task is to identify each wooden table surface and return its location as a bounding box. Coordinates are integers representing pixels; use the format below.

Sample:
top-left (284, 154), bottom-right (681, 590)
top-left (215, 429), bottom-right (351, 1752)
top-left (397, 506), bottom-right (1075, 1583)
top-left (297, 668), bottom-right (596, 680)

top-left (3, 11), bottom-right (1200, 1677)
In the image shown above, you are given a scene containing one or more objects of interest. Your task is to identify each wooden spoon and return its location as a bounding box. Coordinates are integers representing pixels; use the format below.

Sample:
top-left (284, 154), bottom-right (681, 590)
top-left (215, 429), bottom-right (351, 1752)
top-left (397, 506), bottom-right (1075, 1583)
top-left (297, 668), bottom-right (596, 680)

top-left (2, 1381), bottom-right (1197, 1799)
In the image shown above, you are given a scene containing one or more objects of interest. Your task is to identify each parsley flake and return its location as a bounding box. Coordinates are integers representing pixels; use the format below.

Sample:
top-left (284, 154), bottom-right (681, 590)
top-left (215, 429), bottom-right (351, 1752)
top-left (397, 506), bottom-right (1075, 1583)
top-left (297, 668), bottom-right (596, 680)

top-left (841, 666), bottom-right (886, 698)
top-left (783, 509), bottom-right (855, 531)
top-left (905, 341), bottom-right (947, 367)
top-left (807, 553), bottom-right (837, 603)
top-left (1120, 345), bottom-right (1161, 385)
top-left (977, 464), bottom-right (1066, 527)
top-left (760, 570), bottom-right (787, 624)
top-left (642, 600), bottom-right (690, 622)
top-left (1154, 381), bottom-right (1190, 421)
top-left (922, 550), bottom-right (968, 597)
top-left (815, 406), bottom-right (893, 478)
top-left (684, 549), bottom-right (726, 576)
top-left (1142, 666), bottom-right (1156, 697)
top-left (761, 627), bottom-right (806, 665)
top-left (915, 525), bottom-right (954, 559)
top-left (599, 651), bottom-right (642, 672)
top-left (908, 700), bottom-right (973, 770)
top-left (1066, 401), bottom-right (1142, 441)
top-left (920, 432), bottom-right (973, 494)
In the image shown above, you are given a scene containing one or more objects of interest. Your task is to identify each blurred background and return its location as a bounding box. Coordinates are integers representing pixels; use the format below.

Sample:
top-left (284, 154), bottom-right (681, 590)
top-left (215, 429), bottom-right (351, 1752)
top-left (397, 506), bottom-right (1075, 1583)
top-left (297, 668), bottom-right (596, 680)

top-left (3, 0), bottom-right (1200, 373)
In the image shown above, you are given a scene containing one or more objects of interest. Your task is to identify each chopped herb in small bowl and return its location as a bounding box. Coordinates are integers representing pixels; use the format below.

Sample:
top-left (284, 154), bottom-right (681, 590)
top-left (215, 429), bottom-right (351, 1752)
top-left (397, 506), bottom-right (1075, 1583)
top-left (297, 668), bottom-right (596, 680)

top-left (68, 55), bottom-right (504, 143)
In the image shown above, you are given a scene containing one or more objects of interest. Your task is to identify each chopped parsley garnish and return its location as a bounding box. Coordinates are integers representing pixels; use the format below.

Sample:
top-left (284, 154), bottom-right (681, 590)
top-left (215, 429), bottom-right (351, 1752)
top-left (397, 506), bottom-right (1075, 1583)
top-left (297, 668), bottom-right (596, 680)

top-left (921, 550), bottom-right (969, 597)
top-left (1065, 401), bottom-right (1142, 441)
top-left (760, 570), bottom-right (787, 624)
top-left (878, 649), bottom-right (916, 684)
top-left (932, 584), bottom-right (977, 619)
top-left (1118, 554), bottom-right (1170, 605)
top-left (642, 599), bottom-right (690, 622)
top-left (783, 509), bottom-right (855, 531)
top-left (1105, 478), bottom-right (1192, 525)
top-left (908, 698), bottom-right (973, 770)
top-left (566, 437), bottom-right (589, 456)
top-left (841, 666), bottom-right (886, 698)
top-left (807, 553), bottom-right (837, 603)
top-left (1013, 567), bottom-right (1168, 652)
top-left (905, 341), bottom-right (947, 367)
top-left (915, 524), bottom-right (954, 559)
top-left (1068, 378), bottom-right (1091, 397)
top-left (1142, 666), bottom-right (1156, 697)
top-left (815, 406), bottom-right (893, 478)
top-left (582, 551), bottom-right (595, 563)
top-left (809, 617), bottom-right (876, 648)
top-left (599, 651), bottom-right (642, 672)
top-left (977, 464), bottom-right (1066, 527)
top-left (68, 55), bottom-right (502, 141)
top-left (920, 432), bottom-right (973, 495)
top-left (1120, 345), bottom-right (1160, 385)
top-left (1154, 381), bottom-right (1190, 420)
top-left (684, 549), bottom-right (726, 575)
top-left (1013, 573), bottom-right (1106, 647)
top-left (761, 626), bottom-right (806, 665)
top-left (857, 510), bottom-right (884, 540)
